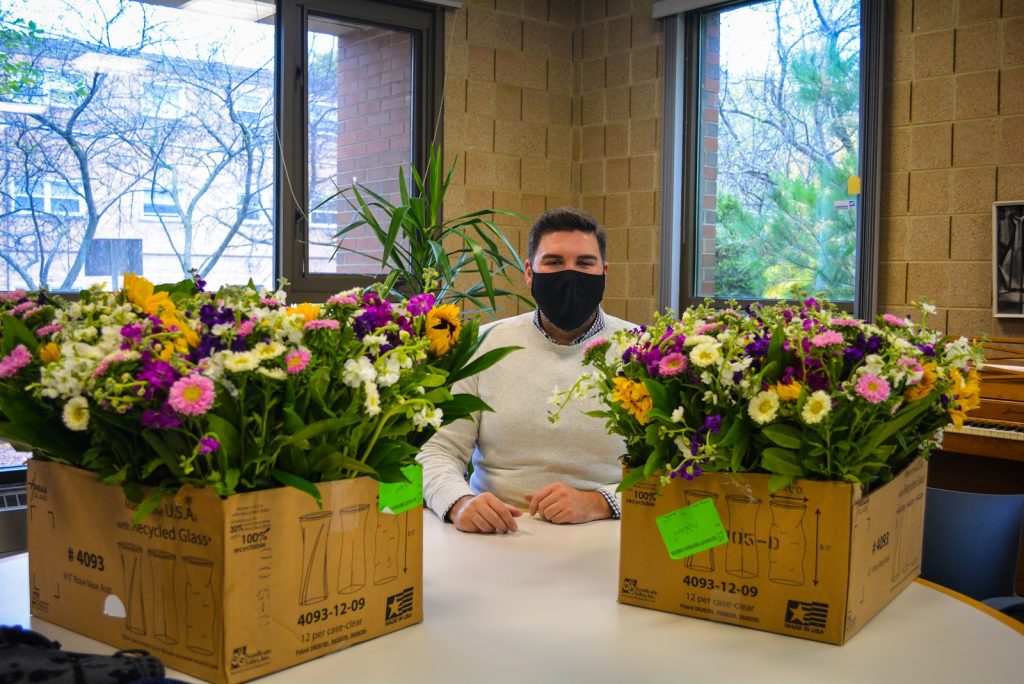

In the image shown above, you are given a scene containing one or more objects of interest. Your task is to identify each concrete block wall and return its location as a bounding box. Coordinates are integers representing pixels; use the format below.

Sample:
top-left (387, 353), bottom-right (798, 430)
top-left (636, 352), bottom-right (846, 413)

top-left (881, 0), bottom-right (1024, 338)
top-left (442, 0), bottom-right (662, 323)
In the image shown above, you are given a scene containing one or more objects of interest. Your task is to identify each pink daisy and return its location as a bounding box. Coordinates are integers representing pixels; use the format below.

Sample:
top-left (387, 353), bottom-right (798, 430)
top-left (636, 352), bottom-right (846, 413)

top-left (584, 337), bottom-right (608, 353)
top-left (695, 323), bottom-right (719, 335)
top-left (326, 292), bottom-right (359, 305)
top-left (168, 375), bottom-right (216, 416)
top-left (236, 320), bottom-right (255, 337)
top-left (882, 313), bottom-right (908, 327)
top-left (303, 319), bottom-right (340, 332)
top-left (0, 345), bottom-right (31, 378)
top-left (831, 318), bottom-right (862, 327)
top-left (811, 331), bottom-right (844, 347)
top-left (855, 373), bottom-right (891, 404)
top-left (285, 348), bottom-right (311, 374)
top-left (35, 323), bottom-right (64, 338)
top-left (658, 352), bottom-right (688, 376)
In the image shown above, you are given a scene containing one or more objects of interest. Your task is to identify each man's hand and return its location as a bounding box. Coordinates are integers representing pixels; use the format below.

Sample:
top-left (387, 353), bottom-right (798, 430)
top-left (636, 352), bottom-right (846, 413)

top-left (448, 493), bottom-right (522, 534)
top-left (524, 483), bottom-right (611, 524)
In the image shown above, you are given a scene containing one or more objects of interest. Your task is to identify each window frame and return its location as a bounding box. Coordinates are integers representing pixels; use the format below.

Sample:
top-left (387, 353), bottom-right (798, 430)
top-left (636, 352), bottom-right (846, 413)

top-left (277, 0), bottom-right (445, 302)
top-left (658, 0), bottom-right (883, 319)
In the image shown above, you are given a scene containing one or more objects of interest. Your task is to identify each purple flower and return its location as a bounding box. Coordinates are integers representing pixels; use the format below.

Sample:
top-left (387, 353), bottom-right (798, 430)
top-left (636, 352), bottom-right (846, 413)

top-left (407, 293), bottom-right (437, 316)
top-left (199, 304), bottom-right (235, 328)
top-left (354, 293), bottom-right (394, 336)
top-left (704, 415), bottom-right (722, 434)
top-left (745, 336), bottom-right (770, 357)
top-left (138, 358), bottom-right (178, 398)
top-left (199, 437), bottom-right (219, 454)
top-left (916, 343), bottom-right (936, 357)
top-left (141, 405), bottom-right (181, 430)
top-left (121, 324), bottom-right (144, 342)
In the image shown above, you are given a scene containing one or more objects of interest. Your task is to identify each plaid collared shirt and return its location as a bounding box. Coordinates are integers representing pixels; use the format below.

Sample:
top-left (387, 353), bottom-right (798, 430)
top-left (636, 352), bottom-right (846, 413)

top-left (532, 309), bottom-right (606, 346)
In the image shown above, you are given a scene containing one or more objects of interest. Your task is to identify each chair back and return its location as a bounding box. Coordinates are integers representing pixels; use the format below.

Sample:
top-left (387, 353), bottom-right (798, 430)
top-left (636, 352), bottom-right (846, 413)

top-left (921, 487), bottom-right (1024, 601)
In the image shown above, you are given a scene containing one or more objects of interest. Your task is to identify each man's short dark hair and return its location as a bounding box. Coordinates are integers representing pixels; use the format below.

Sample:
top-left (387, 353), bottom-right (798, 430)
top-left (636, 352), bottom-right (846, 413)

top-left (527, 207), bottom-right (607, 264)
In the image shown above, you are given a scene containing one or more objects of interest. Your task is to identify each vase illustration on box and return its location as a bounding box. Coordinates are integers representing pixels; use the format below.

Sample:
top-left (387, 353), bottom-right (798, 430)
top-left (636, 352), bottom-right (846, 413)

top-left (118, 542), bottom-right (146, 635)
top-left (338, 504), bottom-right (370, 594)
top-left (892, 494), bottom-right (924, 582)
top-left (768, 498), bottom-right (806, 586)
top-left (148, 550), bottom-right (179, 644)
top-left (183, 556), bottom-right (216, 656)
top-left (684, 491), bottom-right (719, 572)
top-left (298, 511), bottom-right (334, 604)
top-left (725, 495), bottom-right (760, 578)
top-left (374, 509), bottom-right (407, 585)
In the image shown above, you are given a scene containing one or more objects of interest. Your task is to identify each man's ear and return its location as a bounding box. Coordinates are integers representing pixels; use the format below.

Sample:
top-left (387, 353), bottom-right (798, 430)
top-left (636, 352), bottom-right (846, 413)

top-left (603, 261), bottom-right (609, 276)
top-left (524, 260), bottom-right (534, 288)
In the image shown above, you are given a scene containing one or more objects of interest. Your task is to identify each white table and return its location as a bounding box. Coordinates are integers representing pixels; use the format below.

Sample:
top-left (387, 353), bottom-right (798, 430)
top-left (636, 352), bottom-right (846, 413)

top-left (2, 512), bottom-right (1021, 683)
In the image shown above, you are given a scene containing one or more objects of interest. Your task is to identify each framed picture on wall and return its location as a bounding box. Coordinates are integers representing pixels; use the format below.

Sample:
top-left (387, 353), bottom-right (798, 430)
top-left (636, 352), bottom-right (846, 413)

top-left (993, 201), bottom-right (1024, 317)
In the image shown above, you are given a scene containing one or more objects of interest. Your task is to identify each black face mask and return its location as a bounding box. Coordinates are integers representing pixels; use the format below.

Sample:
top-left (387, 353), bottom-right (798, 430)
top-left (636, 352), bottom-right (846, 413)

top-left (531, 269), bottom-right (605, 332)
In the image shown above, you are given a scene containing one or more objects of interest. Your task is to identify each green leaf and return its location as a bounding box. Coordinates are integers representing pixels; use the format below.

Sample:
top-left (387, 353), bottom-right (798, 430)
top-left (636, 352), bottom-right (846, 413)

top-left (271, 469), bottom-right (322, 507)
top-left (761, 423), bottom-right (803, 449)
top-left (1, 313), bottom-right (38, 353)
top-left (768, 473), bottom-right (795, 492)
top-left (760, 447), bottom-right (805, 476)
top-left (616, 466), bottom-right (649, 493)
top-left (643, 378), bottom-right (671, 412)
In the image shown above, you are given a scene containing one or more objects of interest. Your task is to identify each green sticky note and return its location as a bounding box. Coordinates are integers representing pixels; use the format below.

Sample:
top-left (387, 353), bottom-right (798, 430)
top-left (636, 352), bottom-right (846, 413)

top-left (656, 497), bottom-right (728, 560)
top-left (378, 464), bottom-right (423, 514)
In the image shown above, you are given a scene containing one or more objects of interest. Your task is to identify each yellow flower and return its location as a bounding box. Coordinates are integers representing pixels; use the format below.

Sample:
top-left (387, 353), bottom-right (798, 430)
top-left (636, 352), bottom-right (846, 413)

top-left (611, 376), bottom-right (652, 425)
top-left (288, 302), bottom-right (321, 323)
top-left (770, 381), bottom-right (802, 402)
top-left (123, 273), bottom-right (173, 317)
top-left (904, 362), bottom-right (938, 402)
top-left (949, 368), bottom-right (982, 427)
top-left (425, 304), bottom-right (461, 356)
top-left (38, 342), bottom-right (60, 364)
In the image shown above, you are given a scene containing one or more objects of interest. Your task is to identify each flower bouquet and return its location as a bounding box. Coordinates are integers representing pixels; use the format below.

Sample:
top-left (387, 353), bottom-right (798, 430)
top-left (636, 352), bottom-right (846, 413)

top-left (552, 297), bottom-right (984, 492)
top-left (0, 273), bottom-right (517, 515)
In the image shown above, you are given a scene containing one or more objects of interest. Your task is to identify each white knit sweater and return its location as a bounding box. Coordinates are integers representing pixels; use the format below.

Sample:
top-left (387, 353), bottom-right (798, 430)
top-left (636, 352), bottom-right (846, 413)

top-left (417, 310), bottom-right (634, 520)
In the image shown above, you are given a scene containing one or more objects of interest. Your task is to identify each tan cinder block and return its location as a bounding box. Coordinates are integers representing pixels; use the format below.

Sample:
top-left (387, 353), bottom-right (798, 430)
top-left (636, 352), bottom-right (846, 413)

top-left (909, 123), bottom-right (951, 169)
top-left (521, 122), bottom-right (546, 158)
top-left (444, 110), bottom-right (467, 150)
top-left (549, 0), bottom-right (575, 25)
top-left (959, 0), bottom-right (1001, 24)
top-left (606, 0), bottom-right (633, 19)
top-left (494, 155), bottom-right (521, 189)
top-left (907, 215), bottom-right (951, 260)
top-left (629, 154), bottom-right (655, 190)
top-left (630, 118), bottom-right (657, 155)
top-left (521, 87), bottom-right (548, 122)
top-left (911, 77), bottom-right (954, 122)
top-left (946, 261), bottom-right (991, 307)
top-left (581, 91), bottom-right (605, 125)
top-left (627, 262), bottom-right (655, 297)
top-left (466, 115), bottom-right (495, 151)
top-left (631, 10), bottom-right (660, 48)
top-left (582, 57), bottom-right (606, 92)
top-left (629, 191), bottom-right (656, 225)
top-left (549, 25), bottom-right (573, 61)
top-left (467, 6), bottom-right (497, 48)
top-left (608, 16), bottom-right (632, 51)
top-left (606, 227), bottom-right (629, 261)
top-left (606, 157), bottom-right (629, 192)
top-left (887, 82), bottom-right (911, 125)
top-left (446, 77), bottom-right (468, 114)
top-left (885, 126), bottom-right (911, 171)
top-left (605, 121), bottom-right (629, 157)
top-left (549, 61), bottom-right (573, 94)
top-left (519, 162), bottom-right (546, 194)
top-left (1005, 18), bottom-right (1024, 66)
top-left (581, 159), bottom-right (605, 194)
top-left (907, 261), bottom-right (951, 302)
top-left (1007, 0), bottom-right (1024, 18)
top-left (583, 0), bottom-right (606, 23)
top-left (605, 86), bottom-right (629, 121)
top-left (997, 164), bottom-right (1024, 200)
top-left (1001, 66), bottom-right (1024, 115)
top-left (889, 32), bottom-right (914, 82)
top-left (606, 53), bottom-right (630, 87)
top-left (913, 31), bottom-right (954, 78)
top-left (628, 226), bottom-right (656, 261)
top-left (548, 93), bottom-right (572, 125)
top-left (583, 23), bottom-right (607, 60)
top-left (522, 19), bottom-right (549, 58)
top-left (913, 0), bottom-right (955, 32)
top-left (495, 84), bottom-right (522, 121)
top-left (880, 216), bottom-right (909, 261)
top-left (492, 190), bottom-right (521, 215)
top-left (951, 214), bottom-right (993, 261)
top-left (494, 119), bottom-right (521, 155)
top-left (627, 299), bottom-right (657, 326)
top-left (882, 171), bottom-right (910, 216)
top-left (994, 318), bottom-right (1024, 338)
top-left (547, 125), bottom-right (571, 159)
top-left (581, 195), bottom-right (605, 223)
top-left (467, 80), bottom-right (497, 116)
top-left (603, 298), bottom-right (629, 320)
top-left (494, 12), bottom-right (523, 52)
top-left (547, 159), bottom-right (571, 195)
top-left (953, 119), bottom-right (998, 167)
top-left (999, 115), bottom-right (1024, 163)
top-left (465, 151), bottom-right (496, 187)
top-left (946, 308), bottom-right (992, 338)
top-left (955, 71), bottom-right (998, 119)
top-left (521, 55), bottom-right (548, 90)
top-left (878, 261), bottom-right (908, 304)
top-left (909, 169), bottom-right (951, 213)
top-left (605, 194), bottom-right (629, 228)
top-left (629, 82), bottom-right (659, 119)
top-left (495, 0), bottom-right (523, 15)
top-left (889, 0), bottom-right (912, 35)
top-left (951, 166), bottom-right (996, 213)
top-left (954, 23), bottom-right (1000, 72)
top-left (606, 262), bottom-right (627, 296)
top-left (495, 50), bottom-right (523, 85)
top-left (465, 187), bottom-right (495, 211)
top-left (468, 45), bottom-right (496, 81)
top-left (631, 45), bottom-right (658, 82)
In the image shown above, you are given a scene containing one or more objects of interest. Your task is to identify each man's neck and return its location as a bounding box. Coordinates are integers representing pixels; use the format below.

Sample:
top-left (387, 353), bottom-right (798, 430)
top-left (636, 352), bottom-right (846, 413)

top-left (538, 310), bottom-right (598, 345)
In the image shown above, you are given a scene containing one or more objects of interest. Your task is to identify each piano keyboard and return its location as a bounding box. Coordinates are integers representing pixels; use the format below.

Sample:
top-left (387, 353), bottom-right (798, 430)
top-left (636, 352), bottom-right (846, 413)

top-left (946, 422), bottom-right (1024, 442)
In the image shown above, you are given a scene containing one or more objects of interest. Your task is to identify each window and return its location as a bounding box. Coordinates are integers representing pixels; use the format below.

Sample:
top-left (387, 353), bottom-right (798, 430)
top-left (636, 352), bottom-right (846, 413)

top-left (657, 0), bottom-right (882, 317)
top-left (0, 0), bottom-right (444, 298)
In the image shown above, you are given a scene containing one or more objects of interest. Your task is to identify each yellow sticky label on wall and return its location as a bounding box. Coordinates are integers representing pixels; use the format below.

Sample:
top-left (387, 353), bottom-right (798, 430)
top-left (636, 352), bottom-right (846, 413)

top-left (848, 175), bottom-right (861, 195)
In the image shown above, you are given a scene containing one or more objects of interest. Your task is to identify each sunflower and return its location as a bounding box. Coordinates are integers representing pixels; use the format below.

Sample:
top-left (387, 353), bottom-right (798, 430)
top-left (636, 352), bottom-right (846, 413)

top-left (425, 304), bottom-right (461, 356)
top-left (123, 273), bottom-right (173, 317)
top-left (288, 302), bottom-right (321, 323)
top-left (611, 376), bottom-right (652, 425)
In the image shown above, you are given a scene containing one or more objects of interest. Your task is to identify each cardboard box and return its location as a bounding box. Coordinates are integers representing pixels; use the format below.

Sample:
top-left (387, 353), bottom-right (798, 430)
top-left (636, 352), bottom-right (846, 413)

top-left (26, 460), bottom-right (423, 683)
top-left (618, 456), bottom-right (928, 644)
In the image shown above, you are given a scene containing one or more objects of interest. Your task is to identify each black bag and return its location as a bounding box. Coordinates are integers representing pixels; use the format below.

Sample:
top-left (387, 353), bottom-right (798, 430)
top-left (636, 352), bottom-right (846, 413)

top-left (0, 625), bottom-right (166, 683)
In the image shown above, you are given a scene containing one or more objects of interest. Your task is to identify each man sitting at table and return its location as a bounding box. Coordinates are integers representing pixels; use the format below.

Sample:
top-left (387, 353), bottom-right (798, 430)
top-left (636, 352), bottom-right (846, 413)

top-left (417, 207), bottom-right (635, 534)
